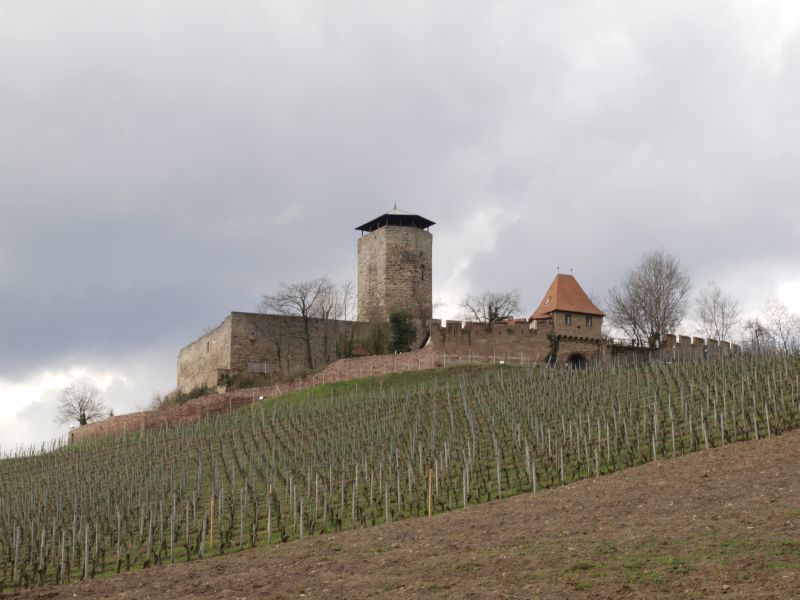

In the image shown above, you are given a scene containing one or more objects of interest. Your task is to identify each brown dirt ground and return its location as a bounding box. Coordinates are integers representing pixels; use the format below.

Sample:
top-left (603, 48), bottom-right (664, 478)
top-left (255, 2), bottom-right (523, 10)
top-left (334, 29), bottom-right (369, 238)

top-left (11, 431), bottom-right (800, 599)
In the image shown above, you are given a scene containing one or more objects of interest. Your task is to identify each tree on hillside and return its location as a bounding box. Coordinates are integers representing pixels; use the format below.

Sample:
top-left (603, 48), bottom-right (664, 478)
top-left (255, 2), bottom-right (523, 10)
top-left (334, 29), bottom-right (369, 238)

top-left (311, 279), bottom-right (358, 361)
top-left (763, 298), bottom-right (800, 352)
top-left (694, 282), bottom-right (741, 341)
top-left (262, 276), bottom-right (335, 370)
top-left (607, 249), bottom-right (692, 348)
top-left (743, 318), bottom-right (773, 352)
top-left (463, 290), bottom-right (521, 329)
top-left (55, 380), bottom-right (108, 427)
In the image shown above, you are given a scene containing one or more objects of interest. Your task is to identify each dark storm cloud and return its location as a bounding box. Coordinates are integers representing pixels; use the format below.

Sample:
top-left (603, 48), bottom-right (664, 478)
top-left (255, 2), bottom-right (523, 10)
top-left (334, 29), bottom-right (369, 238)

top-left (1, 0), bottom-right (800, 398)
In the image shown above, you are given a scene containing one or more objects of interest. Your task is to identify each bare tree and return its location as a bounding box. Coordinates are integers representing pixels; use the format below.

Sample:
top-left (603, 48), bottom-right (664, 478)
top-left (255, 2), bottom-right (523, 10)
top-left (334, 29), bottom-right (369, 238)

top-left (463, 290), bottom-right (521, 329)
top-left (311, 280), bottom-right (354, 362)
top-left (336, 280), bottom-right (357, 357)
top-left (262, 276), bottom-right (335, 369)
top-left (55, 381), bottom-right (108, 427)
top-left (763, 298), bottom-right (800, 352)
top-left (743, 318), bottom-right (773, 352)
top-left (607, 249), bottom-right (692, 348)
top-left (694, 282), bottom-right (741, 341)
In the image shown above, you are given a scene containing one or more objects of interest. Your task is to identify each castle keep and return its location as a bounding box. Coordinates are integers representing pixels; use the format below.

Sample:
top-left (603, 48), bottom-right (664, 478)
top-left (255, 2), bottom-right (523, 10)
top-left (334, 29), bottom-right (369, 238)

top-left (357, 210), bottom-right (434, 322)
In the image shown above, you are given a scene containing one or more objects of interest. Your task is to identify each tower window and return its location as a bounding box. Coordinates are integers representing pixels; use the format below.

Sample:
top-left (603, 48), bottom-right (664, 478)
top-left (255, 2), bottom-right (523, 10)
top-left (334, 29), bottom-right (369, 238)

top-left (586, 316), bottom-right (593, 328)
top-left (564, 313), bottom-right (572, 326)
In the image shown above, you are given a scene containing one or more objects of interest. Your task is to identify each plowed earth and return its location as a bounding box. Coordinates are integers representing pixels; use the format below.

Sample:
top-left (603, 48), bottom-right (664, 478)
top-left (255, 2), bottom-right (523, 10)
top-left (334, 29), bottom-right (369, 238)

top-left (11, 431), bottom-right (800, 599)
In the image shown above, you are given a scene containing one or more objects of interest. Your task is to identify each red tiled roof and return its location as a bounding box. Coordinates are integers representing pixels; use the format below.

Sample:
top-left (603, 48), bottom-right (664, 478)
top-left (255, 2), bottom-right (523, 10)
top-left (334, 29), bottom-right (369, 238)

top-left (530, 274), bottom-right (605, 320)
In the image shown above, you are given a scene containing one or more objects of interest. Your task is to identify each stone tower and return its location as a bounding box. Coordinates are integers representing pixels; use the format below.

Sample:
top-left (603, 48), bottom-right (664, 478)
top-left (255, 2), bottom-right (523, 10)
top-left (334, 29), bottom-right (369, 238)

top-left (356, 209), bottom-right (434, 323)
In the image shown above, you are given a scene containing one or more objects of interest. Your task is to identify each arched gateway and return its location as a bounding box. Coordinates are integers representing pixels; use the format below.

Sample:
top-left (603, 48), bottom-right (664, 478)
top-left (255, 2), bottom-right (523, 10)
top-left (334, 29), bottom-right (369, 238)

top-left (566, 353), bottom-right (587, 368)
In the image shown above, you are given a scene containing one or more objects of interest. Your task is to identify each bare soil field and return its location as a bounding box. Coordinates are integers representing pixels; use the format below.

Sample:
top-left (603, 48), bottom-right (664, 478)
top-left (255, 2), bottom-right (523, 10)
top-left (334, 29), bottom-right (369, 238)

top-left (11, 430), bottom-right (800, 599)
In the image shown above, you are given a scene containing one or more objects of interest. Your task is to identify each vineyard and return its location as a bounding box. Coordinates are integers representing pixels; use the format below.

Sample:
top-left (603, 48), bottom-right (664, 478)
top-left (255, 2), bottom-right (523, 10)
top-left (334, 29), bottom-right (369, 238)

top-left (1, 354), bottom-right (799, 592)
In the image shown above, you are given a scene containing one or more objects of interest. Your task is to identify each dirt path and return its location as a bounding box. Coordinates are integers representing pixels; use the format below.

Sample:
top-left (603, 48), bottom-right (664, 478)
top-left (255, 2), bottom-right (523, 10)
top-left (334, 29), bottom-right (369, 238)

top-left (12, 431), bottom-right (800, 599)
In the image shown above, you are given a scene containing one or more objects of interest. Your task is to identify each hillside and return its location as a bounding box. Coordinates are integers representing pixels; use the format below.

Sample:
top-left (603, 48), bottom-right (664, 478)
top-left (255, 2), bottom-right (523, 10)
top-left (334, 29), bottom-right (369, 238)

top-left (9, 428), bottom-right (800, 599)
top-left (1, 355), bottom-right (799, 596)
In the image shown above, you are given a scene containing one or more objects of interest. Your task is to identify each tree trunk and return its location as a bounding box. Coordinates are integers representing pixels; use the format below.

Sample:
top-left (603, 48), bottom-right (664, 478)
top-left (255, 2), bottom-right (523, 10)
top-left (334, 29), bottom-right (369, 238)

top-left (303, 316), bottom-right (314, 369)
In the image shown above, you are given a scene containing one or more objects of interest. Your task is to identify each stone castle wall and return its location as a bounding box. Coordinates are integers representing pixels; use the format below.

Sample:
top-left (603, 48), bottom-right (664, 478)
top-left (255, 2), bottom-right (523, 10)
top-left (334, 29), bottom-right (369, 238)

top-left (428, 318), bottom-right (603, 366)
top-left (428, 319), bottom-right (559, 363)
top-left (426, 321), bottom-right (742, 366)
top-left (559, 337), bottom-right (605, 363)
top-left (357, 226), bottom-right (432, 322)
top-left (176, 316), bottom-right (232, 392)
top-left (656, 334), bottom-right (740, 360)
top-left (177, 312), bottom-right (372, 393)
top-left (227, 312), bottom-right (371, 378)
top-left (607, 334), bottom-right (740, 364)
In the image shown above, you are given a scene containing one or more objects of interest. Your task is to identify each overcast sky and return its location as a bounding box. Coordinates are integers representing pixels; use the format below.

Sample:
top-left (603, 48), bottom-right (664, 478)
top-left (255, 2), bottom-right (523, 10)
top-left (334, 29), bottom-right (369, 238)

top-left (2, 0), bottom-right (800, 449)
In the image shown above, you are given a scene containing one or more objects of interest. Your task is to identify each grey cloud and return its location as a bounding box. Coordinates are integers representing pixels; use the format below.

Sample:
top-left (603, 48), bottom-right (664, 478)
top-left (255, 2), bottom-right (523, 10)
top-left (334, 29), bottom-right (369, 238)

top-left (1, 0), bottom-right (799, 394)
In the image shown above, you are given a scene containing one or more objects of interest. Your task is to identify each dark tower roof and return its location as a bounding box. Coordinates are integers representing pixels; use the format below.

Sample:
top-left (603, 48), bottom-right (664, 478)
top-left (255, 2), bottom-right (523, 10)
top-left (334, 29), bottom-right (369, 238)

top-left (355, 208), bottom-right (435, 233)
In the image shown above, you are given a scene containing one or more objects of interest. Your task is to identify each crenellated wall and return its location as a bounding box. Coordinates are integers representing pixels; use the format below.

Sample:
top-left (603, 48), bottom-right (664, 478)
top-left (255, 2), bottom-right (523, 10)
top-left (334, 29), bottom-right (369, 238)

top-left (429, 321), bottom-right (739, 367)
top-left (426, 319), bottom-right (604, 365)
top-left (658, 334), bottom-right (740, 359)
top-left (428, 319), bottom-right (552, 362)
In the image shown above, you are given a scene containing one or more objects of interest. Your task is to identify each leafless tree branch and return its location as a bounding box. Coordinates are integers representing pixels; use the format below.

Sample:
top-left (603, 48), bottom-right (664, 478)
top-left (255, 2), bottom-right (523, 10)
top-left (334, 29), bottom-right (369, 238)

top-left (763, 298), bottom-right (800, 352)
top-left (55, 380), bottom-right (108, 427)
top-left (463, 290), bottom-right (521, 329)
top-left (694, 281), bottom-right (741, 341)
top-left (607, 249), bottom-right (692, 348)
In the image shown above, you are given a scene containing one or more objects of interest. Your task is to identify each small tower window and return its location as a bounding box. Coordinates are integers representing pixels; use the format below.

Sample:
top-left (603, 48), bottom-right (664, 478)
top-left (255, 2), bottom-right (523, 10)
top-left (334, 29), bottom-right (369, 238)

top-left (586, 316), bottom-right (593, 328)
top-left (564, 313), bottom-right (572, 326)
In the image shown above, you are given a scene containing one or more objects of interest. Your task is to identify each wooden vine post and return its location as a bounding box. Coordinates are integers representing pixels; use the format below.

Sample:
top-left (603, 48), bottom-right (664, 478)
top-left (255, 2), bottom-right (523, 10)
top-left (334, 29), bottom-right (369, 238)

top-left (427, 467), bottom-right (433, 518)
top-left (209, 493), bottom-right (215, 549)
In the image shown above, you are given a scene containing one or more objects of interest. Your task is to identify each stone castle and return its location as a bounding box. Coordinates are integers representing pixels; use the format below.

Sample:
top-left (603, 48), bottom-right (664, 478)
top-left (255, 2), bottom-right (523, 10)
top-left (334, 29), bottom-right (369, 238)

top-left (177, 209), bottom-right (435, 393)
top-left (177, 209), bottom-right (737, 393)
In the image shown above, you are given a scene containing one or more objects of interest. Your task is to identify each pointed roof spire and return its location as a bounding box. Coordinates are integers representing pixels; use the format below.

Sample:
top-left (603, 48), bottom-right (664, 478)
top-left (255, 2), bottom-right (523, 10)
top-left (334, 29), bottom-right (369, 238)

top-left (530, 273), bottom-right (604, 320)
